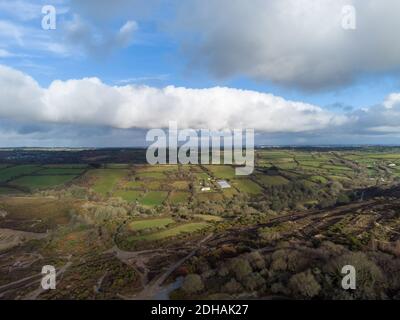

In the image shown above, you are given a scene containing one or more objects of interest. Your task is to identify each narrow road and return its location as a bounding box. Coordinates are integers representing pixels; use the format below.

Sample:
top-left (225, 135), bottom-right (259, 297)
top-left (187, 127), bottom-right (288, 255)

top-left (126, 233), bottom-right (214, 300)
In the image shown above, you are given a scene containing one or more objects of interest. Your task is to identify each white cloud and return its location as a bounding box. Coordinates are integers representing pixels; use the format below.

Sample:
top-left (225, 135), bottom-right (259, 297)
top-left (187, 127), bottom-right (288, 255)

top-left (384, 93), bottom-right (400, 109)
top-left (171, 0), bottom-right (400, 90)
top-left (0, 65), bottom-right (347, 132)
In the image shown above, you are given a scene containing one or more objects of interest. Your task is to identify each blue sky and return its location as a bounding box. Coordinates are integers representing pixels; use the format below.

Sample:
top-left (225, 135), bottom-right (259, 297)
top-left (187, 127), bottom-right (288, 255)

top-left (1, 0), bottom-right (400, 146)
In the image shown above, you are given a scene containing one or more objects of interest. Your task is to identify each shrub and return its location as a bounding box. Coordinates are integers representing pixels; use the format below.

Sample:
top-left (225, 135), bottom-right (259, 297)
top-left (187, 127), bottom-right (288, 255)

top-left (181, 274), bottom-right (204, 294)
top-left (289, 270), bottom-right (321, 299)
top-left (229, 258), bottom-right (252, 281)
top-left (324, 252), bottom-right (386, 299)
top-left (222, 279), bottom-right (243, 294)
top-left (242, 272), bottom-right (265, 291)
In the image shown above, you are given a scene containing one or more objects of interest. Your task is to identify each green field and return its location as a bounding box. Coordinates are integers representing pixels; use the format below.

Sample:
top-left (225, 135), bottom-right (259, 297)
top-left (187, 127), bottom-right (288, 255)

top-left (169, 191), bottom-right (190, 204)
top-left (171, 180), bottom-right (190, 189)
top-left (193, 214), bottom-right (223, 222)
top-left (44, 164), bottom-right (87, 169)
top-left (197, 192), bottom-right (224, 201)
top-left (125, 180), bottom-right (146, 189)
top-left (234, 179), bottom-right (263, 194)
top-left (256, 175), bottom-right (289, 186)
top-left (114, 190), bottom-right (142, 202)
top-left (139, 191), bottom-right (168, 206)
top-left (90, 169), bottom-right (129, 195)
top-left (0, 187), bottom-right (22, 195)
top-left (129, 218), bottom-right (175, 231)
top-left (206, 165), bottom-right (236, 179)
top-left (38, 168), bottom-right (85, 175)
top-left (0, 165), bottom-right (41, 182)
top-left (310, 175), bottom-right (328, 184)
top-left (131, 222), bottom-right (209, 241)
top-left (136, 172), bottom-right (165, 179)
top-left (11, 175), bottom-right (77, 190)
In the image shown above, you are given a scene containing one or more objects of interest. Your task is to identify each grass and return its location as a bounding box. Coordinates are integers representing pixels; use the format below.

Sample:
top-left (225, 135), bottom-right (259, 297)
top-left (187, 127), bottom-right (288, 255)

top-left (275, 162), bottom-right (298, 170)
top-left (136, 172), bottom-right (165, 179)
top-left (0, 197), bottom-right (73, 232)
top-left (135, 165), bottom-right (178, 172)
top-left (139, 191), bottom-right (168, 206)
top-left (234, 179), bottom-right (263, 194)
top-left (131, 222), bottom-right (209, 241)
top-left (206, 165), bottom-right (236, 179)
top-left (125, 180), bottom-right (146, 189)
top-left (197, 192), bottom-right (224, 201)
top-left (169, 191), bottom-right (190, 204)
top-left (146, 180), bottom-right (164, 190)
top-left (193, 214), bottom-right (223, 222)
top-left (222, 188), bottom-right (238, 198)
top-left (195, 172), bottom-right (211, 180)
top-left (105, 164), bottom-right (131, 169)
top-left (310, 175), bottom-right (328, 184)
top-left (171, 181), bottom-right (190, 189)
top-left (44, 164), bottom-right (87, 169)
top-left (0, 187), bottom-right (23, 195)
top-left (256, 175), bottom-right (289, 186)
top-left (11, 175), bottom-right (77, 190)
top-left (89, 169), bottom-right (129, 195)
top-left (114, 190), bottom-right (142, 202)
top-left (0, 165), bottom-right (41, 182)
top-left (129, 218), bottom-right (175, 231)
top-left (37, 168), bottom-right (85, 175)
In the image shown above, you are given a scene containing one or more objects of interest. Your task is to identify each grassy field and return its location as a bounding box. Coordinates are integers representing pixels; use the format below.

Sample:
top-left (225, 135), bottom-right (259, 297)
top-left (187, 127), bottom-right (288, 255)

top-left (206, 165), bottom-right (236, 179)
top-left (131, 222), bottom-right (209, 241)
top-left (11, 175), bottom-right (77, 190)
top-left (114, 190), bottom-right (143, 202)
top-left (44, 164), bottom-right (88, 168)
top-left (89, 169), bottom-right (129, 195)
top-left (193, 214), bottom-right (223, 222)
top-left (0, 187), bottom-right (22, 195)
top-left (197, 192), bottom-right (224, 201)
top-left (0, 197), bottom-right (73, 232)
top-left (234, 179), bottom-right (263, 194)
top-left (129, 218), bottom-right (175, 231)
top-left (169, 191), bottom-right (190, 204)
top-left (136, 171), bottom-right (165, 179)
top-left (256, 175), bottom-right (289, 186)
top-left (0, 165), bottom-right (41, 182)
top-left (37, 168), bottom-right (85, 175)
top-left (139, 191), bottom-right (168, 206)
top-left (170, 180), bottom-right (190, 190)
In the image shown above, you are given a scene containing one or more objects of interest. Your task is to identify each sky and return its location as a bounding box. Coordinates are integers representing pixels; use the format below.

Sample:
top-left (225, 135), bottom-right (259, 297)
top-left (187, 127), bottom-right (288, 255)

top-left (1, 0), bottom-right (400, 146)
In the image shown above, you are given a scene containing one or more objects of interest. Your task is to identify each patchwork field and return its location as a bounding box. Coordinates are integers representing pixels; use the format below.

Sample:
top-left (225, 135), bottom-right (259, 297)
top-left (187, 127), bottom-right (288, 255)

top-left (2, 148), bottom-right (400, 300)
top-left (0, 165), bottom-right (41, 182)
